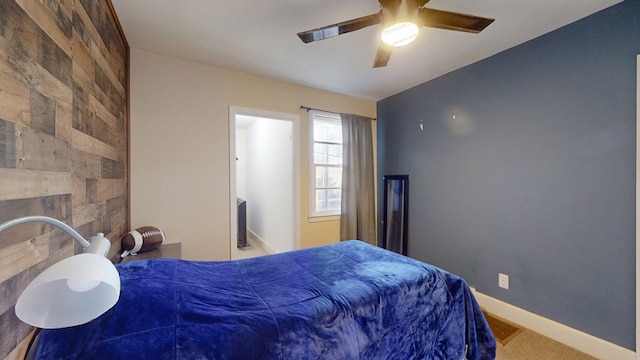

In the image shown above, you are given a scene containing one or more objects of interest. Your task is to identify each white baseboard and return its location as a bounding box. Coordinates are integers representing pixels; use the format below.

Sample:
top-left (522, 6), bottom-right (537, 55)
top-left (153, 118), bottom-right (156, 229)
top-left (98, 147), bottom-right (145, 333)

top-left (247, 230), bottom-right (276, 254)
top-left (471, 289), bottom-right (635, 360)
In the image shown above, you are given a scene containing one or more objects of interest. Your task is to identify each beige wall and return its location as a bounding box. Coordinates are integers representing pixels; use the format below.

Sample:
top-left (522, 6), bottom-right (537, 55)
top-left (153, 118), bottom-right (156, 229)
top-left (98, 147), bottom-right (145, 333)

top-left (130, 48), bottom-right (376, 261)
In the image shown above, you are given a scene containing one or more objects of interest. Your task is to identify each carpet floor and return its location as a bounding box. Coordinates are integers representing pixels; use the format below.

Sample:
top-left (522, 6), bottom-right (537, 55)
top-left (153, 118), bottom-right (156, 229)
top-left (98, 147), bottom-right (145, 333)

top-left (485, 312), bottom-right (598, 360)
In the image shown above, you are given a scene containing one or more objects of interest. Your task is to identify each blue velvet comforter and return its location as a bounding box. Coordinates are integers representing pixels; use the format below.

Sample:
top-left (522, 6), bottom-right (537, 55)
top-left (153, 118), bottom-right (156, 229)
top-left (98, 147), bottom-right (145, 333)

top-left (33, 241), bottom-right (495, 359)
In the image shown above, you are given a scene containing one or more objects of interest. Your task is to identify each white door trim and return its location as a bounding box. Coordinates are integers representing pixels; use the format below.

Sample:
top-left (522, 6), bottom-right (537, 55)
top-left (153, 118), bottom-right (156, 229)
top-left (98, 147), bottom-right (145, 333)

top-left (228, 106), bottom-right (300, 259)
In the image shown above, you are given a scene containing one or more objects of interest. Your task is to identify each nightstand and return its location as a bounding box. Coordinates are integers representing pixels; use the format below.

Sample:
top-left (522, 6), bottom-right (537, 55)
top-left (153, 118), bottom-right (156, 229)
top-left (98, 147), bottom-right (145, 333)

top-left (119, 243), bottom-right (182, 263)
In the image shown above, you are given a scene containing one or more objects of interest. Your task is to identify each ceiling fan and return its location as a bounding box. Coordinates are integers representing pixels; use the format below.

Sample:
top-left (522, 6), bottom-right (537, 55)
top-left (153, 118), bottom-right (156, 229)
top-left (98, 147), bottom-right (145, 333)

top-left (297, 0), bottom-right (494, 68)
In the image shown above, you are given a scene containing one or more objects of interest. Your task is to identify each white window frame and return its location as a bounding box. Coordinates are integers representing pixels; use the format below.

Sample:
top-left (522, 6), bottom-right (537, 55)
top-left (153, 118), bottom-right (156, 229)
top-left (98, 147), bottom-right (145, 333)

top-left (309, 110), bottom-right (342, 221)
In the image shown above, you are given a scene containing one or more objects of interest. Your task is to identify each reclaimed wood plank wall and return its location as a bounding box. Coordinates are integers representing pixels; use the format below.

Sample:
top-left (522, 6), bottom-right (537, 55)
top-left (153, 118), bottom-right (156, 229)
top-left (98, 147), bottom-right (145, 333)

top-left (0, 0), bottom-right (128, 358)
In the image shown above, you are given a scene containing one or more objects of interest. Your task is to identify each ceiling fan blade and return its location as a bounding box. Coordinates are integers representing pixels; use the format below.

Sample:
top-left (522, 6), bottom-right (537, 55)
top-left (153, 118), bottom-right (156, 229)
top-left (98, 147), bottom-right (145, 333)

top-left (418, 8), bottom-right (494, 33)
top-left (297, 12), bottom-right (382, 43)
top-left (373, 43), bottom-right (393, 68)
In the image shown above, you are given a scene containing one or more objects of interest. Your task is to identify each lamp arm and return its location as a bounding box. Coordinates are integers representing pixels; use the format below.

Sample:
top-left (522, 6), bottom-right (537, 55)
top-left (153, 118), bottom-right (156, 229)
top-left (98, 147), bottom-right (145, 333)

top-left (0, 216), bottom-right (91, 248)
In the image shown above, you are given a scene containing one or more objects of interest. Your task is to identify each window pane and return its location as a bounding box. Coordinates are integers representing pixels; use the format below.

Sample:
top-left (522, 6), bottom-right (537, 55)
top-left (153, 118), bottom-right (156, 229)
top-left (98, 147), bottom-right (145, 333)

top-left (314, 143), bottom-right (342, 165)
top-left (315, 189), bottom-right (342, 212)
top-left (310, 112), bottom-right (342, 217)
top-left (314, 119), bottom-right (342, 143)
top-left (315, 166), bottom-right (342, 188)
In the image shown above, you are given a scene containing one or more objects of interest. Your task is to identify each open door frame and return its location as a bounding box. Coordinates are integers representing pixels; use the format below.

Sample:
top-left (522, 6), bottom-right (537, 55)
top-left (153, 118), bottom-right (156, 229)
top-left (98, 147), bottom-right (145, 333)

top-left (228, 106), bottom-right (300, 260)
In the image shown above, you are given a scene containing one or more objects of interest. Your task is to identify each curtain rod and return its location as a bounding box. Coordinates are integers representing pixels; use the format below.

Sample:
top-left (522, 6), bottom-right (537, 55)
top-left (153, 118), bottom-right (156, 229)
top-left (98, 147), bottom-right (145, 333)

top-left (300, 105), bottom-right (376, 121)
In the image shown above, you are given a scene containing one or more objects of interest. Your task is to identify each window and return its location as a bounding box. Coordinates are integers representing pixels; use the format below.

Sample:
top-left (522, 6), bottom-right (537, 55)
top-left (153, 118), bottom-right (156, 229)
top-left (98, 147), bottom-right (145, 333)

top-left (309, 111), bottom-right (342, 218)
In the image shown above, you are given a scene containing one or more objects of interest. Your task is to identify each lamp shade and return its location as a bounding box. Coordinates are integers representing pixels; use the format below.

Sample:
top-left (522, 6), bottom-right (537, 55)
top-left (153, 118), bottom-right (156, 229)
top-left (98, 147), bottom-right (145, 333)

top-left (15, 253), bottom-right (120, 329)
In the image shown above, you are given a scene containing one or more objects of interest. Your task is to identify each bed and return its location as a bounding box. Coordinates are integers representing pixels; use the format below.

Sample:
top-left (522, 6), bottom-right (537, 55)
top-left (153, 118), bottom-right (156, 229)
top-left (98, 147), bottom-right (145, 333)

top-left (29, 240), bottom-right (496, 359)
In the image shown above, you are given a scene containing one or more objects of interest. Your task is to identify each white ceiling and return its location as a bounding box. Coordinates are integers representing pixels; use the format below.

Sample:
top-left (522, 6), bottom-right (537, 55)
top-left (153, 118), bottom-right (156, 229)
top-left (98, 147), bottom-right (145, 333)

top-left (111, 0), bottom-right (620, 101)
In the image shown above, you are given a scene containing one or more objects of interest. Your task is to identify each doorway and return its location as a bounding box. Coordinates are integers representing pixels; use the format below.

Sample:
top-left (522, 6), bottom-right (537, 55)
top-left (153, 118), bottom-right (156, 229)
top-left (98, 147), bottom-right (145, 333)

top-left (229, 106), bottom-right (300, 260)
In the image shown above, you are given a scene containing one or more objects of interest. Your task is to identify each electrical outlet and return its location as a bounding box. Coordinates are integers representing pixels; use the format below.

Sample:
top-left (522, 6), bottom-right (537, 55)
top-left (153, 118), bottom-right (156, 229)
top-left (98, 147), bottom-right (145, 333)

top-left (498, 273), bottom-right (509, 289)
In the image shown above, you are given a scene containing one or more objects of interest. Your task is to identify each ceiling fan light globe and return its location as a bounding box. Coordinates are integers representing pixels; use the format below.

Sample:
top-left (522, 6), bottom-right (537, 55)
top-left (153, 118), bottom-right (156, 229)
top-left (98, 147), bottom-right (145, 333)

top-left (381, 21), bottom-right (419, 47)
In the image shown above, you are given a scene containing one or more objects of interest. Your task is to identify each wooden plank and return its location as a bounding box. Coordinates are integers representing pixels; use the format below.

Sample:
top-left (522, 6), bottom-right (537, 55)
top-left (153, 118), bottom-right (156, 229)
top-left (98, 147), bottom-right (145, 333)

top-left (101, 157), bottom-right (124, 179)
top-left (14, 0), bottom-right (73, 57)
top-left (0, 277), bottom-right (20, 316)
top-left (71, 29), bottom-right (94, 80)
top-left (106, 0), bottom-right (129, 47)
top-left (71, 128), bottom-right (118, 161)
top-left (58, 0), bottom-right (73, 17)
top-left (76, 0), bottom-right (126, 87)
top-left (72, 63), bottom-right (91, 137)
top-left (0, 195), bottom-right (72, 250)
top-left (89, 93), bottom-right (117, 129)
top-left (0, 233), bottom-right (49, 284)
top-left (48, 228), bottom-right (72, 264)
top-left (0, 0), bottom-right (128, 357)
top-left (0, 0), bottom-right (39, 61)
top-left (92, 65), bottom-right (124, 124)
top-left (115, 132), bottom-right (127, 163)
top-left (0, 169), bottom-right (71, 201)
top-left (29, 89), bottom-right (56, 136)
top-left (28, 53), bottom-right (73, 105)
top-left (91, 42), bottom-right (125, 96)
top-left (1, 45), bottom-right (73, 107)
top-left (71, 59), bottom-right (94, 94)
top-left (0, 34), bottom-right (72, 110)
top-left (72, 202), bottom-right (100, 228)
top-left (0, 70), bottom-right (30, 127)
top-left (0, 120), bottom-right (17, 169)
top-left (76, 108), bottom-right (111, 147)
top-left (5, 328), bottom-right (37, 360)
top-left (48, 227), bottom-right (73, 255)
top-left (86, 178), bottom-right (97, 203)
top-left (72, 178), bottom-right (86, 208)
top-left (35, 23), bottom-right (72, 90)
top-left (107, 195), bottom-right (126, 213)
top-left (0, 299), bottom-right (35, 359)
top-left (1, 0), bottom-right (72, 91)
top-left (71, 148), bottom-right (101, 179)
top-left (0, 241), bottom-right (73, 314)
top-left (22, 127), bottom-right (71, 172)
top-left (0, 308), bottom-right (20, 358)
top-left (0, 218), bottom-right (45, 251)
top-left (72, 62), bottom-right (115, 147)
top-left (0, 195), bottom-right (71, 230)
top-left (94, 63), bottom-right (117, 107)
top-left (40, 0), bottom-right (73, 37)
top-left (97, 202), bottom-right (111, 238)
top-left (107, 206), bottom-right (126, 241)
top-left (75, 210), bottom-right (111, 242)
top-left (96, 179), bottom-right (125, 202)
top-left (55, 97), bottom-right (73, 141)
top-left (92, 95), bottom-right (122, 150)
top-left (76, 44), bottom-right (124, 125)
top-left (0, 27), bottom-right (73, 109)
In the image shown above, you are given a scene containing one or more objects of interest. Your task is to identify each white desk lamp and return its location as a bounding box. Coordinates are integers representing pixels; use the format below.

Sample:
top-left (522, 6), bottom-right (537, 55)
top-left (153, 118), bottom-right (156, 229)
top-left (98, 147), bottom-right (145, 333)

top-left (0, 216), bottom-right (120, 328)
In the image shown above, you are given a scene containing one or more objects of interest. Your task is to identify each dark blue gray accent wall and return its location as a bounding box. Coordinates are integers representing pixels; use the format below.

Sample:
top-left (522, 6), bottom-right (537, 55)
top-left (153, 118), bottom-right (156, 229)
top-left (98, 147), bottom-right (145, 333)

top-left (377, 0), bottom-right (639, 349)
